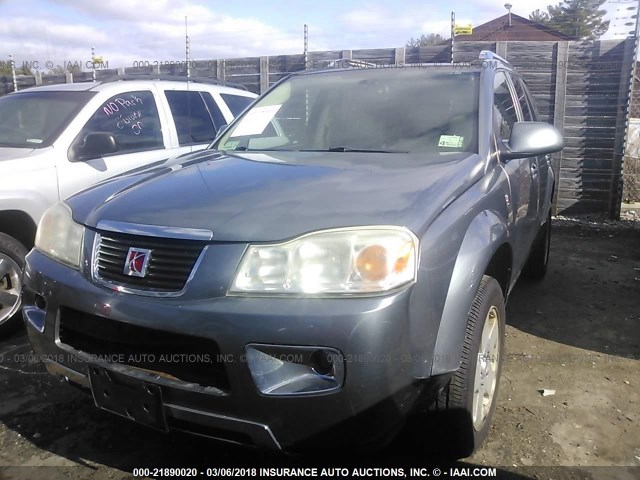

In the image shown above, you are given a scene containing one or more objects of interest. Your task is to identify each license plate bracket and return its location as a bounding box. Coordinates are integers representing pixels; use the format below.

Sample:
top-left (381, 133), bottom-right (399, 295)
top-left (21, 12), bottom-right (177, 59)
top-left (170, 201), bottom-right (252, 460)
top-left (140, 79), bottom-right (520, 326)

top-left (88, 365), bottom-right (168, 432)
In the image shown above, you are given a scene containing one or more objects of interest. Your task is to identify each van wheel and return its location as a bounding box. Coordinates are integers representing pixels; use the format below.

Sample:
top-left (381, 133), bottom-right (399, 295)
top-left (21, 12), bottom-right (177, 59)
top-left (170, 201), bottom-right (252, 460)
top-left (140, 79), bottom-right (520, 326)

top-left (523, 211), bottom-right (551, 281)
top-left (0, 233), bottom-right (27, 337)
top-left (429, 276), bottom-right (505, 458)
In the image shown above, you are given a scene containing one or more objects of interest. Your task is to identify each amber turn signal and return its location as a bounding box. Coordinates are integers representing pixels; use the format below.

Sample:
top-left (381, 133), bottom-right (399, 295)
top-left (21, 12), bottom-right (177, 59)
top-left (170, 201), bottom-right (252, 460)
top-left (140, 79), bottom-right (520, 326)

top-left (355, 245), bottom-right (388, 281)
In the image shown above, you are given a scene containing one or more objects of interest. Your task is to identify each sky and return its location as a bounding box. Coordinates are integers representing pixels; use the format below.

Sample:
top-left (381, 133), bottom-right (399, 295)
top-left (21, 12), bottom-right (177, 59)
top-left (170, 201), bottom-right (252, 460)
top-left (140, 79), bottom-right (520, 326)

top-left (0, 0), bottom-right (637, 70)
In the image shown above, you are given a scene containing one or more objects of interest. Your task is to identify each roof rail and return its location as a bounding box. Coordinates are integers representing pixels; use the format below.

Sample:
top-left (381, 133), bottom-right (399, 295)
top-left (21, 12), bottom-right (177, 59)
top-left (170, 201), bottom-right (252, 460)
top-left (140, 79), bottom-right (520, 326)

top-left (478, 50), bottom-right (508, 64)
top-left (97, 74), bottom-right (248, 91)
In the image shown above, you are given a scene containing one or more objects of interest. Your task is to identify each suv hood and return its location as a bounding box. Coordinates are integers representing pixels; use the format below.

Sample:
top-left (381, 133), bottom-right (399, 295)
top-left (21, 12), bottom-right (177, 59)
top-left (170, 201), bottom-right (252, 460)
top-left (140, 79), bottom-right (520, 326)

top-left (68, 150), bottom-right (484, 242)
top-left (0, 146), bottom-right (37, 161)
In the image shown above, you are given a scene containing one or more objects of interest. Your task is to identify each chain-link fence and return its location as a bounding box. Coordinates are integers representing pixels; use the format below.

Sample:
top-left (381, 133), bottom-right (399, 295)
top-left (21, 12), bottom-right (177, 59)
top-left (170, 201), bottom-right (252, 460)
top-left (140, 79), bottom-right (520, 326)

top-left (625, 80), bottom-right (640, 203)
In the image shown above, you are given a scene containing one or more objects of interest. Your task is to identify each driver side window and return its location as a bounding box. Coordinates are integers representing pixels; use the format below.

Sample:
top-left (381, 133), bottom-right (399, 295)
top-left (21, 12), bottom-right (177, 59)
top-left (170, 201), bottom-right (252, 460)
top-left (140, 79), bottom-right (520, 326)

top-left (73, 91), bottom-right (164, 158)
top-left (493, 72), bottom-right (518, 143)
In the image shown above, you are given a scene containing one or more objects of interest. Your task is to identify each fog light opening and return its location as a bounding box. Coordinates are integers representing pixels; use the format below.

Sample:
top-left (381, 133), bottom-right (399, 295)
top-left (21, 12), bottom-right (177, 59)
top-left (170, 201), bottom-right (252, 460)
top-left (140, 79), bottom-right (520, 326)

top-left (310, 349), bottom-right (334, 377)
top-left (34, 294), bottom-right (46, 310)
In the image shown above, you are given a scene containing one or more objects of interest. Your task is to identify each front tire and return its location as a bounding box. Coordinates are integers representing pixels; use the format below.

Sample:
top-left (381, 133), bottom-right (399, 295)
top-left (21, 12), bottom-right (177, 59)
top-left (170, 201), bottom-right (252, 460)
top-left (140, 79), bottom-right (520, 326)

top-left (0, 233), bottom-right (27, 337)
top-left (429, 275), bottom-right (506, 458)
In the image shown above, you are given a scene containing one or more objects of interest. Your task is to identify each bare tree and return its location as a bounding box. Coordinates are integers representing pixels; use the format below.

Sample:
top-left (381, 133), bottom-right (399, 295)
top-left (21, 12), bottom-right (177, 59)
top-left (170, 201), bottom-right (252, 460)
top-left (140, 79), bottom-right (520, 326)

top-left (406, 33), bottom-right (450, 47)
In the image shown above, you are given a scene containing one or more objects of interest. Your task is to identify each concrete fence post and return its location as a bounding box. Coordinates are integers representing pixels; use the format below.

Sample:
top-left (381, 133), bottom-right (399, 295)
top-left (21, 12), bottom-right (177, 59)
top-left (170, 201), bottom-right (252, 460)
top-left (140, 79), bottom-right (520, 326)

top-left (551, 41), bottom-right (569, 214)
top-left (260, 56), bottom-right (269, 93)
top-left (496, 41), bottom-right (508, 59)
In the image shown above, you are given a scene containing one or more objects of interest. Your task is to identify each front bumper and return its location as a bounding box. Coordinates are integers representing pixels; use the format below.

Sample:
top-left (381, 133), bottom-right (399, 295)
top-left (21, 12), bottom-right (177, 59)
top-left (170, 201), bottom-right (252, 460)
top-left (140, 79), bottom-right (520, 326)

top-left (23, 249), bottom-right (447, 450)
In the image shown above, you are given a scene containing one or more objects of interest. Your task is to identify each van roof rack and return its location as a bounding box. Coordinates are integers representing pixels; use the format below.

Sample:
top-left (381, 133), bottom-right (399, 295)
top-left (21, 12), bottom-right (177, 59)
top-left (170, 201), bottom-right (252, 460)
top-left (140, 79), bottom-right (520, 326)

top-left (97, 74), bottom-right (248, 91)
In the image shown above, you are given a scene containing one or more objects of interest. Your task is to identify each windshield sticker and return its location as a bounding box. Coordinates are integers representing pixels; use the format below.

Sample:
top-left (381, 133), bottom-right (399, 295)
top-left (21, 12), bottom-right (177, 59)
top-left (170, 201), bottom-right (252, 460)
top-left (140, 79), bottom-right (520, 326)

top-left (26, 138), bottom-right (44, 143)
top-left (438, 135), bottom-right (464, 148)
top-left (223, 140), bottom-right (240, 149)
top-left (230, 105), bottom-right (282, 137)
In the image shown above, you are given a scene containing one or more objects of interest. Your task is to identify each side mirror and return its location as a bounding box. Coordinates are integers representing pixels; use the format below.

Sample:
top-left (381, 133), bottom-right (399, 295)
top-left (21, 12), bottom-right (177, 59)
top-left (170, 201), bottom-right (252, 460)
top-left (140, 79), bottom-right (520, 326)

top-left (501, 122), bottom-right (563, 160)
top-left (70, 132), bottom-right (117, 161)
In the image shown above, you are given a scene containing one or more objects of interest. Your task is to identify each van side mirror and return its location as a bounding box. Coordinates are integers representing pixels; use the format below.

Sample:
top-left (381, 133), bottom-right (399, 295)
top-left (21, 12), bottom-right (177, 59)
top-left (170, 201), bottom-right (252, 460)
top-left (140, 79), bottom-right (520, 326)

top-left (70, 132), bottom-right (117, 161)
top-left (501, 122), bottom-right (563, 160)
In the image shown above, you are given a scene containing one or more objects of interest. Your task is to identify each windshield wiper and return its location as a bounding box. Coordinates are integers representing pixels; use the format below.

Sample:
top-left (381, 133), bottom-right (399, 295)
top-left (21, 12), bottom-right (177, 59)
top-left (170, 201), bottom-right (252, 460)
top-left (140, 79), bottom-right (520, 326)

top-left (220, 146), bottom-right (408, 154)
top-left (299, 147), bottom-right (408, 153)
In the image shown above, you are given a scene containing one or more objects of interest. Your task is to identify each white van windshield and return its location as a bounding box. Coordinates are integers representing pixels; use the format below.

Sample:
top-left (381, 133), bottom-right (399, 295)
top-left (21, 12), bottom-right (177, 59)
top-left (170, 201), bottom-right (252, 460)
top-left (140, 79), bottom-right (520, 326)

top-left (0, 91), bottom-right (94, 148)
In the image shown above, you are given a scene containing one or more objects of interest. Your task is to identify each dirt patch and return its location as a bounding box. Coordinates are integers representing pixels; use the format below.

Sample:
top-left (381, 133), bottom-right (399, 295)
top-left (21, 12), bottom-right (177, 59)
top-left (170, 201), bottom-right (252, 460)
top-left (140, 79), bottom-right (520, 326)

top-left (0, 223), bottom-right (639, 479)
top-left (468, 222), bottom-right (640, 470)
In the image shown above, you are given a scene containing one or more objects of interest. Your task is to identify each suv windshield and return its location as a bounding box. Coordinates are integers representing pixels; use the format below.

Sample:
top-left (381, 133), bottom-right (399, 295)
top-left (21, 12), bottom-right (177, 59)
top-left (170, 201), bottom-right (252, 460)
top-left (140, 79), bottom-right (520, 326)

top-left (0, 91), bottom-right (94, 148)
top-left (216, 68), bottom-right (480, 155)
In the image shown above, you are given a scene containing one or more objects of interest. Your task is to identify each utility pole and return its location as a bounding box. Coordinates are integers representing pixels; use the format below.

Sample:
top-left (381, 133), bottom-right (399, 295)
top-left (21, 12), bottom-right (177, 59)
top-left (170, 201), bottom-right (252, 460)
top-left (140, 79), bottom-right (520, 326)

top-left (303, 24), bottom-right (309, 124)
top-left (91, 46), bottom-right (96, 81)
top-left (185, 16), bottom-right (191, 78)
top-left (450, 12), bottom-right (455, 63)
top-left (9, 54), bottom-right (17, 92)
top-left (304, 24), bottom-right (309, 70)
top-left (633, 0), bottom-right (639, 39)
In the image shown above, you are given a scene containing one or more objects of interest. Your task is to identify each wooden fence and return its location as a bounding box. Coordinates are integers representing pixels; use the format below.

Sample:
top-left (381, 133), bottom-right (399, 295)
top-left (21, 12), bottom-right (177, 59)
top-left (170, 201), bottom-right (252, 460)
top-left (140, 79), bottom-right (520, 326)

top-left (0, 39), bottom-right (635, 217)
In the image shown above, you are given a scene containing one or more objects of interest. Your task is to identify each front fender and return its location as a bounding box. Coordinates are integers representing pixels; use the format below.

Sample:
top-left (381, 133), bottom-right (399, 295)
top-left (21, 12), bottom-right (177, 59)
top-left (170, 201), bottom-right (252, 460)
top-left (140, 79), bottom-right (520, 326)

top-left (0, 191), bottom-right (53, 228)
top-left (430, 209), bottom-right (509, 376)
top-left (0, 161), bottom-right (58, 227)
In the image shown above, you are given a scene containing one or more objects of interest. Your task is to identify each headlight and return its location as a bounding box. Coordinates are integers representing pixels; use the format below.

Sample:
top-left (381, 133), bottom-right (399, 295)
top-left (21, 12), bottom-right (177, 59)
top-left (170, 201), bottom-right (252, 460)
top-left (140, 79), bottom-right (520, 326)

top-left (230, 227), bottom-right (418, 295)
top-left (35, 202), bottom-right (84, 269)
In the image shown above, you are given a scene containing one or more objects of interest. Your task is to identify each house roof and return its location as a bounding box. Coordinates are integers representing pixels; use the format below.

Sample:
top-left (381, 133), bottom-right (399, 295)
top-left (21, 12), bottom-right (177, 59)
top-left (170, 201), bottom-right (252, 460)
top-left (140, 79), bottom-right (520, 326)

top-left (457, 13), bottom-right (574, 41)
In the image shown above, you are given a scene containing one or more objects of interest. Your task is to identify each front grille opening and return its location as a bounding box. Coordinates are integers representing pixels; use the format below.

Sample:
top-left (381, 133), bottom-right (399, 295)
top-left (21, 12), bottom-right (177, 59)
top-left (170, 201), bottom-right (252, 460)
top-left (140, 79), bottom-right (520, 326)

top-left (95, 231), bottom-right (206, 292)
top-left (59, 307), bottom-right (229, 390)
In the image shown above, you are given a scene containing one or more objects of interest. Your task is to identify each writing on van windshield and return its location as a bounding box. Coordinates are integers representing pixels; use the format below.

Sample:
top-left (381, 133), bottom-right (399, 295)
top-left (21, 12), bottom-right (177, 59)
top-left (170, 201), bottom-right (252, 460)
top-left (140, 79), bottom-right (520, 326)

top-left (102, 95), bottom-right (145, 135)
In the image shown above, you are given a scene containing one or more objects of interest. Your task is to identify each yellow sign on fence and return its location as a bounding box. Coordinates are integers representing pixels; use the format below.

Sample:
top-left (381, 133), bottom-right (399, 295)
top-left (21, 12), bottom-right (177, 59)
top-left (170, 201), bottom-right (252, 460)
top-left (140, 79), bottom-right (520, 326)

top-left (454, 24), bottom-right (473, 36)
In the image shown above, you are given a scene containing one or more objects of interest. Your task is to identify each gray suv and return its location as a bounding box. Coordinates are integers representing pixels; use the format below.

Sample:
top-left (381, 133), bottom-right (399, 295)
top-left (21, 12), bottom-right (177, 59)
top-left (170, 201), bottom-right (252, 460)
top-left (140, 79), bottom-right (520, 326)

top-left (23, 51), bottom-right (562, 456)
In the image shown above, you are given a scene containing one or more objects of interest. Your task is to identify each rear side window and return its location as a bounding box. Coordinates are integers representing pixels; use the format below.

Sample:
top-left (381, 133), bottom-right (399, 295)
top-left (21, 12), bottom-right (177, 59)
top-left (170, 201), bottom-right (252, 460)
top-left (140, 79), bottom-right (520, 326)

top-left (74, 91), bottom-right (163, 155)
top-left (493, 72), bottom-right (518, 142)
top-left (221, 94), bottom-right (253, 117)
top-left (165, 91), bottom-right (217, 146)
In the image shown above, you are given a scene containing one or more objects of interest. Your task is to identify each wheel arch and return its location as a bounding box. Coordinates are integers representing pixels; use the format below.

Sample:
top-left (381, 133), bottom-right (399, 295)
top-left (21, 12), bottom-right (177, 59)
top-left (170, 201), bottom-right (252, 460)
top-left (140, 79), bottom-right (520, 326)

top-left (0, 210), bottom-right (37, 249)
top-left (484, 242), bottom-right (512, 297)
top-left (430, 209), bottom-right (512, 376)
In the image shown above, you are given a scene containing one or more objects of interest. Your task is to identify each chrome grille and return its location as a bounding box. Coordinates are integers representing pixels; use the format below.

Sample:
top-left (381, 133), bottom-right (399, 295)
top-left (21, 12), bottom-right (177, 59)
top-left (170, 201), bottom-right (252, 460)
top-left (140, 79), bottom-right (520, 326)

top-left (94, 231), bottom-right (206, 293)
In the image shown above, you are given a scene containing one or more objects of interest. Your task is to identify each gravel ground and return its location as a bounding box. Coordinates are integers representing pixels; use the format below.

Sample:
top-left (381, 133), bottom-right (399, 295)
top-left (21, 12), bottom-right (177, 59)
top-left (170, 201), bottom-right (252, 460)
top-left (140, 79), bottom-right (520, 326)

top-left (0, 220), bottom-right (638, 480)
